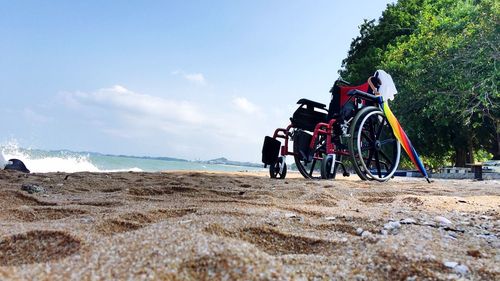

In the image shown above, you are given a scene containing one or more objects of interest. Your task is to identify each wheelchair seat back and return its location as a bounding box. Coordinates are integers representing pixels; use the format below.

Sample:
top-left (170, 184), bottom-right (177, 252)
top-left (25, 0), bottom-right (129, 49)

top-left (290, 100), bottom-right (328, 132)
top-left (328, 82), bottom-right (373, 120)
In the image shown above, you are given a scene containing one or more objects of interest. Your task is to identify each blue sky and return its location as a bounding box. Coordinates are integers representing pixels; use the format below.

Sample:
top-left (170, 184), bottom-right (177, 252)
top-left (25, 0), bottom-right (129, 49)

top-left (1, 0), bottom-right (394, 162)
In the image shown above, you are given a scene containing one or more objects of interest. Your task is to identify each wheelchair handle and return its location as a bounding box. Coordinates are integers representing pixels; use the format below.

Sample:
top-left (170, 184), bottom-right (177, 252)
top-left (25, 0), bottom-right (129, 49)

top-left (347, 89), bottom-right (380, 103)
top-left (329, 78), bottom-right (352, 94)
top-left (337, 78), bottom-right (351, 86)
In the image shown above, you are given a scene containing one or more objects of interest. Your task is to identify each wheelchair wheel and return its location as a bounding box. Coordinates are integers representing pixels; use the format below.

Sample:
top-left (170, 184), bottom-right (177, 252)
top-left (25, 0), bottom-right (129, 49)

top-left (293, 130), bottom-right (324, 179)
top-left (269, 156), bottom-right (287, 179)
top-left (349, 106), bottom-right (400, 182)
top-left (320, 154), bottom-right (342, 179)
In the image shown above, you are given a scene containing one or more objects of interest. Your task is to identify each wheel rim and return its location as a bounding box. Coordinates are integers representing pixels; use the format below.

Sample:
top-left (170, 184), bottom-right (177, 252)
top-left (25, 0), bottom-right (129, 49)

top-left (321, 154), bottom-right (333, 179)
top-left (293, 130), bottom-right (324, 179)
top-left (355, 110), bottom-right (400, 181)
top-left (270, 157), bottom-right (286, 179)
top-left (349, 107), bottom-right (382, 180)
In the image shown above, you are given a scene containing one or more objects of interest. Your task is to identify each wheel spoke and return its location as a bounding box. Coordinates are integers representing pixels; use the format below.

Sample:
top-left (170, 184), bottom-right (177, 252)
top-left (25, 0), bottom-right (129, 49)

top-left (374, 151), bottom-right (382, 177)
top-left (380, 138), bottom-right (397, 146)
top-left (376, 118), bottom-right (385, 139)
top-left (369, 117), bottom-right (377, 140)
top-left (378, 150), bottom-right (394, 167)
top-left (361, 130), bottom-right (374, 143)
top-left (365, 148), bottom-right (375, 168)
top-left (309, 159), bottom-right (317, 176)
top-left (360, 131), bottom-right (375, 152)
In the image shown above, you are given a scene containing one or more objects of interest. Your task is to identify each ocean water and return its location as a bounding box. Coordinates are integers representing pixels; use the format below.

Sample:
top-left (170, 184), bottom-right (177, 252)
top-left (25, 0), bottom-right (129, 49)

top-left (0, 143), bottom-right (264, 173)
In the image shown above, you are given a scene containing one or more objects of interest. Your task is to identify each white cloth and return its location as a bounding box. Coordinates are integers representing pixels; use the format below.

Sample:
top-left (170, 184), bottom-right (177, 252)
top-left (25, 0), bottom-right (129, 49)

top-left (375, 70), bottom-right (397, 101)
top-left (0, 152), bottom-right (6, 169)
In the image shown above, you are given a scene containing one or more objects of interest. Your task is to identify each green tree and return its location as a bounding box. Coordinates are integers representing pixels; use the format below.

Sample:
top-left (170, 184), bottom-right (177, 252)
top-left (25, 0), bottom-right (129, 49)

top-left (340, 0), bottom-right (499, 166)
top-left (382, 0), bottom-right (499, 165)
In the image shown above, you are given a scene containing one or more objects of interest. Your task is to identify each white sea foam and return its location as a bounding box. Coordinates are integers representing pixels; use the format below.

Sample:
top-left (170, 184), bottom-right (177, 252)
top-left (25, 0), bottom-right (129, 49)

top-left (0, 141), bottom-right (143, 173)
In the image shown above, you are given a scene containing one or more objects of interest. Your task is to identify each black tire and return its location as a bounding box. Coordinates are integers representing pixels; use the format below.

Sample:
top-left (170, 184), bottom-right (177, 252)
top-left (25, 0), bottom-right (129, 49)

top-left (269, 156), bottom-right (287, 179)
top-left (348, 106), bottom-right (377, 180)
top-left (349, 107), bottom-right (400, 182)
top-left (293, 130), bottom-right (324, 179)
top-left (320, 154), bottom-right (341, 179)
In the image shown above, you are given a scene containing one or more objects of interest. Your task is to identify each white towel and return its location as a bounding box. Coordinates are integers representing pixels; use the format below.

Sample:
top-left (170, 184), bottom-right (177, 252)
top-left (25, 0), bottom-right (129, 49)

top-left (375, 70), bottom-right (398, 101)
top-left (0, 152), bottom-right (6, 169)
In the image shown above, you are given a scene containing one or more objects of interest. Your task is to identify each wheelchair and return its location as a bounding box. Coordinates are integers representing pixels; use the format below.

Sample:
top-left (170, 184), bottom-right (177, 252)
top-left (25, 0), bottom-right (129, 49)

top-left (262, 76), bottom-right (401, 182)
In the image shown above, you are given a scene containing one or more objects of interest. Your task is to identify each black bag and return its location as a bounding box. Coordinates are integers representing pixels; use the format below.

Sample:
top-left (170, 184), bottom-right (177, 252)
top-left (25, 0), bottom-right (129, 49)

top-left (262, 136), bottom-right (281, 166)
top-left (4, 159), bottom-right (30, 173)
top-left (340, 100), bottom-right (356, 121)
top-left (291, 107), bottom-right (327, 131)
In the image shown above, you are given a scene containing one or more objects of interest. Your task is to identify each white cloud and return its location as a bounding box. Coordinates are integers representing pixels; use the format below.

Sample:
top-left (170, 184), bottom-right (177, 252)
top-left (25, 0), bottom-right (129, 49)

top-left (172, 70), bottom-right (206, 85)
top-left (232, 97), bottom-right (259, 114)
top-left (63, 85), bottom-right (203, 124)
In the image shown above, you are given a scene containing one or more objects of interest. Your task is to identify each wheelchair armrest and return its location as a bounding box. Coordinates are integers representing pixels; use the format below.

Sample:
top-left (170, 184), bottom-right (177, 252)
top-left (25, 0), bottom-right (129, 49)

top-left (296, 98), bottom-right (327, 110)
top-left (347, 89), bottom-right (380, 103)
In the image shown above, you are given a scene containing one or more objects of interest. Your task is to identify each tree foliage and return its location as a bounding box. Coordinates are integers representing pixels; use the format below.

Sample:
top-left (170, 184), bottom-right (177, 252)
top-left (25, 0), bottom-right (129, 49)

top-left (340, 0), bottom-right (499, 167)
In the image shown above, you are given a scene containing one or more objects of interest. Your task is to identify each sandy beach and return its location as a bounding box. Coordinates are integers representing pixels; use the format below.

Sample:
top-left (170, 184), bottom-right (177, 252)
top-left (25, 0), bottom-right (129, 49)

top-left (0, 170), bottom-right (498, 280)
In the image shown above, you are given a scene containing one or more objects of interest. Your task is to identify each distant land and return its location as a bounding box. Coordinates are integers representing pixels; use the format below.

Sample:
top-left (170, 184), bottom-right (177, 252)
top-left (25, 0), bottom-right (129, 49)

top-left (103, 153), bottom-right (189, 163)
top-left (198, 157), bottom-right (262, 168)
top-left (56, 150), bottom-right (189, 163)
top-left (86, 151), bottom-right (261, 168)
top-left (46, 149), bottom-right (262, 168)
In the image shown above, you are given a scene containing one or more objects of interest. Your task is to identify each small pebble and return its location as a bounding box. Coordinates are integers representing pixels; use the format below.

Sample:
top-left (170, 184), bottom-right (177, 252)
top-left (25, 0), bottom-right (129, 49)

top-left (285, 213), bottom-right (297, 219)
top-left (400, 218), bottom-right (416, 224)
top-left (361, 230), bottom-right (372, 238)
top-left (444, 261), bottom-right (458, 268)
top-left (384, 221), bottom-right (401, 230)
top-left (21, 183), bottom-right (45, 194)
top-left (356, 228), bottom-right (364, 236)
top-left (435, 216), bottom-right (452, 226)
top-left (446, 235), bottom-right (457, 240)
top-left (325, 216), bottom-right (336, 221)
top-left (454, 264), bottom-right (469, 275)
top-left (81, 216), bottom-right (95, 223)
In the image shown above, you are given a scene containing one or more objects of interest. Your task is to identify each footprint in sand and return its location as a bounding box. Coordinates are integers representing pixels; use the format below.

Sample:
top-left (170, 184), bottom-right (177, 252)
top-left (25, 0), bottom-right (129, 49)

top-left (128, 185), bottom-right (198, 196)
top-left (205, 224), bottom-right (338, 256)
top-left (8, 207), bottom-right (87, 222)
top-left (358, 197), bottom-right (395, 204)
top-left (179, 252), bottom-right (263, 280)
top-left (97, 208), bottom-right (197, 235)
top-left (0, 190), bottom-right (56, 207)
top-left (402, 196), bottom-right (424, 206)
top-left (314, 216), bottom-right (383, 236)
top-left (0, 230), bottom-right (81, 266)
top-left (357, 191), bottom-right (396, 204)
top-left (372, 251), bottom-right (457, 280)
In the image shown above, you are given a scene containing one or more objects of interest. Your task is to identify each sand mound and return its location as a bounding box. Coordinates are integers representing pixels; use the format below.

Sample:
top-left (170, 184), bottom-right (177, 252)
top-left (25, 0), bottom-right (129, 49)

top-left (7, 207), bottom-right (86, 222)
top-left (0, 170), bottom-right (498, 280)
top-left (0, 230), bottom-right (81, 266)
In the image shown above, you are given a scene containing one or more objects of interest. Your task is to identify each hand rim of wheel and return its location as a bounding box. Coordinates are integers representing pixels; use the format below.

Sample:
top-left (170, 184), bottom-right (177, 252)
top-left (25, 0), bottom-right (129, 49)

top-left (356, 110), bottom-right (400, 182)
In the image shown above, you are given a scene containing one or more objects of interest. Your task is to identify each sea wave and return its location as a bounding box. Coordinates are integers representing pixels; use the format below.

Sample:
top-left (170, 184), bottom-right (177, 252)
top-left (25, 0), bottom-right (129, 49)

top-left (0, 141), bottom-right (143, 173)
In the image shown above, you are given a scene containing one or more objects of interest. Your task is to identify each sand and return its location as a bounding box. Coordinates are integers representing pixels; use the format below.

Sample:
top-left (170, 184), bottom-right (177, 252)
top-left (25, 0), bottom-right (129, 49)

top-left (0, 169), bottom-right (498, 280)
